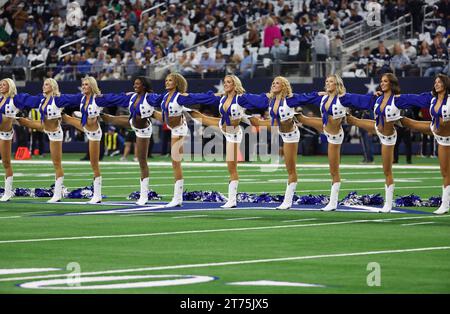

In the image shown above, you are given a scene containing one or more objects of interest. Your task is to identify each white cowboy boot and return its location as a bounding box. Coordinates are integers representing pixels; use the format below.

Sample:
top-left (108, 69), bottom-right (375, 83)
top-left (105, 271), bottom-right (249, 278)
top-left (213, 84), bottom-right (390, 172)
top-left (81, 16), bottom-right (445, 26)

top-left (0, 176), bottom-right (13, 202)
top-left (48, 176), bottom-right (64, 203)
top-left (88, 176), bottom-right (102, 204)
top-left (379, 184), bottom-right (394, 213)
top-left (321, 182), bottom-right (341, 211)
top-left (434, 185), bottom-right (449, 215)
top-left (136, 177), bottom-right (149, 206)
top-left (276, 181), bottom-right (297, 210)
top-left (221, 180), bottom-right (238, 208)
top-left (165, 179), bottom-right (184, 207)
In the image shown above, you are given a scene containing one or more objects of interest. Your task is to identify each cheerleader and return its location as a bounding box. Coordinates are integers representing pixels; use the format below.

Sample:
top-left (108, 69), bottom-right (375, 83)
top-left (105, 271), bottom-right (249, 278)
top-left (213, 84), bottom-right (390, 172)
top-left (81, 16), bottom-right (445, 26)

top-left (152, 72), bottom-right (219, 207)
top-left (188, 75), bottom-right (265, 208)
top-left (17, 78), bottom-right (81, 202)
top-left (100, 76), bottom-right (162, 205)
top-left (248, 76), bottom-right (321, 209)
top-left (0, 78), bottom-right (32, 201)
top-left (61, 76), bottom-right (126, 204)
top-left (399, 74), bottom-right (450, 214)
top-left (346, 73), bottom-right (425, 212)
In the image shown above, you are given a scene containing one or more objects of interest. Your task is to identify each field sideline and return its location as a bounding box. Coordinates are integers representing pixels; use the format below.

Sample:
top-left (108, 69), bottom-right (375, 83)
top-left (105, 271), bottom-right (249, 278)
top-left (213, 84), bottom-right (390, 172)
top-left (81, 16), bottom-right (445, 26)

top-left (0, 154), bottom-right (448, 294)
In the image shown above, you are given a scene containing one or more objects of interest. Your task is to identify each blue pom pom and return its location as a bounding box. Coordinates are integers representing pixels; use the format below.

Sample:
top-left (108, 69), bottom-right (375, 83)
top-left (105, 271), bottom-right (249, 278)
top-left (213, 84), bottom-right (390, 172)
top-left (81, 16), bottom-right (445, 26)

top-left (67, 186), bottom-right (94, 199)
top-left (14, 188), bottom-right (32, 197)
top-left (339, 191), bottom-right (383, 206)
top-left (296, 194), bottom-right (329, 205)
top-left (33, 188), bottom-right (53, 197)
top-left (427, 196), bottom-right (442, 207)
top-left (182, 191), bottom-right (227, 202)
top-left (395, 194), bottom-right (423, 207)
top-left (127, 190), bottom-right (161, 201)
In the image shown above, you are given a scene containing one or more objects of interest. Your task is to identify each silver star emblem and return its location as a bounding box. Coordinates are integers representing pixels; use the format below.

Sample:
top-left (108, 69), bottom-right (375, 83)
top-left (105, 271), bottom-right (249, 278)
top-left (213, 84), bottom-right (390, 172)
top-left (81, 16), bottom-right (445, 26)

top-left (365, 78), bottom-right (378, 94)
top-left (214, 80), bottom-right (225, 94)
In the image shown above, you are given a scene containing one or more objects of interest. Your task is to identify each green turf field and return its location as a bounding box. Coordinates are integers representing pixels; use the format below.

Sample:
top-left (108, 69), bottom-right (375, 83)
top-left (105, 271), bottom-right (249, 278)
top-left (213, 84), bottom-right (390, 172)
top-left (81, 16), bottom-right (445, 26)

top-left (0, 154), bottom-right (448, 294)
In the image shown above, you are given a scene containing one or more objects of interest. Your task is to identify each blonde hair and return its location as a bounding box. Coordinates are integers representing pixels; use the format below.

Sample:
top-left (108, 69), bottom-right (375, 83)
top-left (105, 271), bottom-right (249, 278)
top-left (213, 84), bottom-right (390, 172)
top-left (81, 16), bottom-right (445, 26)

top-left (0, 78), bottom-right (17, 97)
top-left (167, 72), bottom-right (188, 93)
top-left (268, 76), bottom-right (293, 99)
top-left (224, 75), bottom-right (246, 95)
top-left (82, 76), bottom-right (101, 95)
top-left (265, 17), bottom-right (275, 27)
top-left (326, 74), bottom-right (346, 95)
top-left (44, 78), bottom-right (61, 97)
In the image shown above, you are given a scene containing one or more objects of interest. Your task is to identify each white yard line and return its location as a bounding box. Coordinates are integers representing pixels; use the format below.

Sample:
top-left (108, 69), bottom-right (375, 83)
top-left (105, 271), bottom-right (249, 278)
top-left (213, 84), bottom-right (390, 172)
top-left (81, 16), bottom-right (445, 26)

top-left (401, 222), bottom-right (436, 226)
top-left (1, 246), bottom-right (449, 283)
top-left (282, 218), bottom-right (318, 223)
top-left (11, 160), bottom-right (440, 170)
top-left (172, 215), bottom-right (208, 219)
top-left (0, 215), bottom-right (448, 245)
top-left (0, 216), bottom-right (22, 219)
top-left (226, 217), bottom-right (262, 221)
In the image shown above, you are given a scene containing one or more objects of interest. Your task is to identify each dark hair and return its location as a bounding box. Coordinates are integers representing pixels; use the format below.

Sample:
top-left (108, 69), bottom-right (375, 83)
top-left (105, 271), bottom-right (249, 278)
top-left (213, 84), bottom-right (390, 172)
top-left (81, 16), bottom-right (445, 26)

top-left (381, 73), bottom-right (401, 94)
top-left (134, 76), bottom-right (153, 93)
top-left (432, 74), bottom-right (450, 97)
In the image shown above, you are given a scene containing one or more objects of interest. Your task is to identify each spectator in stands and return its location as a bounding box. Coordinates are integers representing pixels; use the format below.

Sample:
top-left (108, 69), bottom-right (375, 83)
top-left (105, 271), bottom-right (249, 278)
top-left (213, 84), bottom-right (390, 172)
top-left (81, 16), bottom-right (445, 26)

top-left (11, 48), bottom-right (28, 80)
top-left (76, 54), bottom-right (91, 79)
top-left (271, 38), bottom-right (288, 60)
top-left (371, 40), bottom-right (391, 56)
top-left (430, 33), bottom-right (448, 57)
top-left (91, 51), bottom-right (106, 77)
top-left (372, 45), bottom-right (391, 75)
top-left (390, 43), bottom-right (411, 77)
top-left (211, 50), bottom-right (226, 76)
top-left (327, 19), bottom-right (344, 40)
top-left (356, 47), bottom-right (374, 76)
top-left (182, 25), bottom-right (197, 48)
top-left (12, 2), bottom-right (28, 33)
top-left (247, 24), bottom-right (261, 47)
top-left (196, 51), bottom-right (215, 76)
top-left (424, 46), bottom-right (448, 77)
top-left (313, 29), bottom-right (330, 76)
top-left (263, 17), bottom-right (282, 48)
top-left (134, 32), bottom-right (147, 53)
top-left (194, 24), bottom-right (211, 45)
top-left (238, 48), bottom-right (254, 79)
top-left (437, 0), bottom-right (450, 28)
top-left (282, 15), bottom-right (298, 35)
top-left (46, 30), bottom-right (64, 51)
top-left (415, 48), bottom-right (433, 75)
top-left (347, 8), bottom-right (363, 26)
top-left (403, 40), bottom-right (417, 61)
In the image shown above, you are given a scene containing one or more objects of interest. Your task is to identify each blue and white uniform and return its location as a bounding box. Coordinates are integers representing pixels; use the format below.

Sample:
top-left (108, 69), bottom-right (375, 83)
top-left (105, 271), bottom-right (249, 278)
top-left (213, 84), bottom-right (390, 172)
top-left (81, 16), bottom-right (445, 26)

top-left (0, 93), bottom-right (34, 140)
top-left (127, 92), bottom-right (162, 138)
top-left (292, 92), bottom-right (376, 144)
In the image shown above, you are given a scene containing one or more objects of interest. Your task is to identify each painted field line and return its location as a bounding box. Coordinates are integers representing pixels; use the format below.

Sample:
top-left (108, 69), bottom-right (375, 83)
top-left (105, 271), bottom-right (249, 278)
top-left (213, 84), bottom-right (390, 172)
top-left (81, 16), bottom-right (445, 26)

top-left (226, 217), bottom-right (262, 221)
top-left (0, 215), bottom-right (448, 245)
top-left (0, 216), bottom-right (22, 219)
top-left (172, 215), bottom-right (208, 219)
top-left (21, 211), bottom-right (55, 215)
top-left (282, 218), bottom-right (318, 223)
top-left (402, 222), bottom-right (436, 226)
top-left (119, 213), bottom-right (157, 217)
top-left (11, 160), bottom-right (440, 170)
top-left (1, 246), bottom-right (449, 283)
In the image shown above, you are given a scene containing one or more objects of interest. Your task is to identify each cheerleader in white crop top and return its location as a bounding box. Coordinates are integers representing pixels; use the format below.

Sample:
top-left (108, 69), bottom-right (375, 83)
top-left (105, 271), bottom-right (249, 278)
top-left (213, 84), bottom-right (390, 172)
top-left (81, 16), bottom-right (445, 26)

top-left (294, 74), bottom-right (377, 212)
top-left (17, 78), bottom-right (83, 203)
top-left (399, 74), bottom-right (450, 215)
top-left (248, 76), bottom-right (318, 210)
top-left (61, 76), bottom-right (128, 204)
top-left (99, 76), bottom-right (163, 206)
top-left (152, 73), bottom-right (227, 208)
top-left (189, 75), bottom-right (263, 208)
top-left (0, 78), bottom-right (33, 202)
top-left (346, 73), bottom-right (427, 213)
